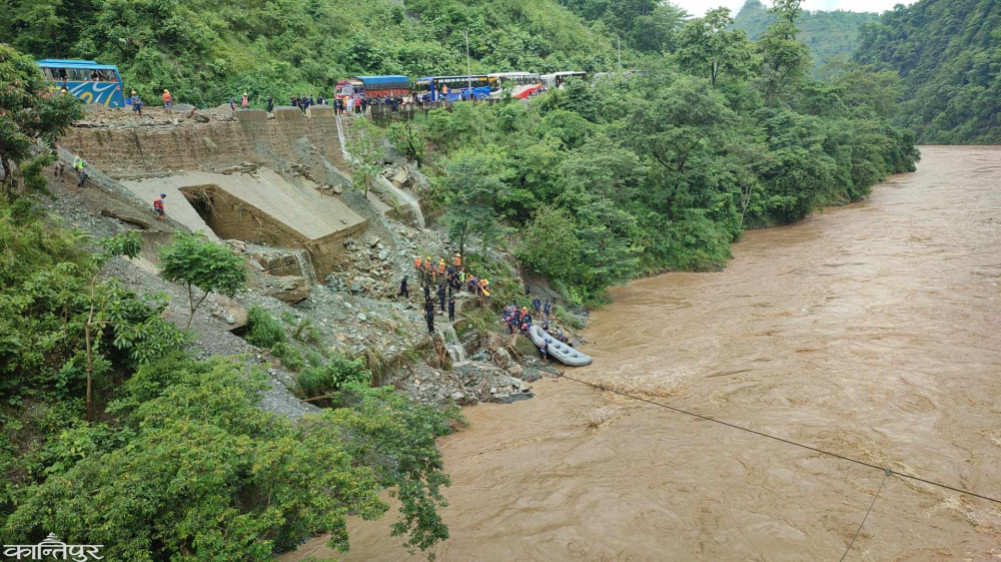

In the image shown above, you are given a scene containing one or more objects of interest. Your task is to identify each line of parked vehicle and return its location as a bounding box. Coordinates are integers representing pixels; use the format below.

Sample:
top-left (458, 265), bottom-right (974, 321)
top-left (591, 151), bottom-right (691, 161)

top-left (335, 71), bottom-right (591, 103)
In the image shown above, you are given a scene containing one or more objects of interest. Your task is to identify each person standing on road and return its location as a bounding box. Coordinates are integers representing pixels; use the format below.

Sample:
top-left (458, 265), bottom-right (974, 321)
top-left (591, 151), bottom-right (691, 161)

top-left (130, 91), bottom-right (143, 118)
top-left (162, 89), bottom-right (173, 114)
top-left (153, 192), bottom-right (166, 221)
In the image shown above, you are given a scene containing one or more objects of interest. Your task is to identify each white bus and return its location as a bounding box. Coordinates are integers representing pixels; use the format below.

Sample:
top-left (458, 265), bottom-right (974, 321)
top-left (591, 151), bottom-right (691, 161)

top-left (488, 72), bottom-right (543, 98)
top-left (540, 71), bottom-right (587, 89)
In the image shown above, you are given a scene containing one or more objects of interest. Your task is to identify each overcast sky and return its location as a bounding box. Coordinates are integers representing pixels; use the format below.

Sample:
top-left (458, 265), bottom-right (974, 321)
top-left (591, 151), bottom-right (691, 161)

top-left (675, 0), bottom-right (912, 17)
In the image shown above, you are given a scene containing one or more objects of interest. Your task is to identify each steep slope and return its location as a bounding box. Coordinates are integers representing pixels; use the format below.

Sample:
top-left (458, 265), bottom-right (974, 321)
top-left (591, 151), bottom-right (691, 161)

top-left (0, 0), bottom-right (617, 107)
top-left (854, 0), bottom-right (1001, 143)
top-left (734, 0), bottom-right (878, 73)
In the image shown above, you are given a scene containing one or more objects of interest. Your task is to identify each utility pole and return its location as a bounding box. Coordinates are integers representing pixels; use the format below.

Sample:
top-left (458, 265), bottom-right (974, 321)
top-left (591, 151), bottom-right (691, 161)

top-left (465, 30), bottom-right (473, 98)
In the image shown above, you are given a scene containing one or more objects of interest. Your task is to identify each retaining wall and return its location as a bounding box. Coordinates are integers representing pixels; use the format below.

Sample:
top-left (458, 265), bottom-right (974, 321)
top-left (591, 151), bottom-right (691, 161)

top-left (60, 116), bottom-right (344, 180)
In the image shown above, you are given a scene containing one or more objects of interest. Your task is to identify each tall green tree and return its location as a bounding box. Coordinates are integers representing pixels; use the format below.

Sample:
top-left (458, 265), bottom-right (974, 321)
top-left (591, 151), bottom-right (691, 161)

top-left (674, 8), bottom-right (755, 87)
top-left (0, 44), bottom-right (81, 198)
top-left (159, 234), bottom-right (246, 330)
top-left (440, 148), bottom-right (509, 259)
top-left (756, 0), bottom-right (811, 107)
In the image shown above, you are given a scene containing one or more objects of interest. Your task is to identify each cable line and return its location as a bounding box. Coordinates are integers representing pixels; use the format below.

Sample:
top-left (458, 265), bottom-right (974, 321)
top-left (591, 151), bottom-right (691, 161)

top-left (839, 469), bottom-right (889, 561)
top-left (557, 373), bottom-right (1001, 506)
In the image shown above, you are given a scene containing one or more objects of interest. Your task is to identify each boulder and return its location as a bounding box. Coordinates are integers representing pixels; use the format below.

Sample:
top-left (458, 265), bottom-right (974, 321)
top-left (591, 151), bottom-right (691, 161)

top-left (265, 276), bottom-right (310, 304)
top-left (213, 294), bottom-right (248, 331)
top-left (493, 347), bottom-right (511, 369)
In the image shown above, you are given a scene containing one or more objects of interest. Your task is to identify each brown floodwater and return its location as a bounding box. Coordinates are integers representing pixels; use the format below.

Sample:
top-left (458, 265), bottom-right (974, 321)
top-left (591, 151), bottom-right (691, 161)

top-left (285, 146), bottom-right (1001, 561)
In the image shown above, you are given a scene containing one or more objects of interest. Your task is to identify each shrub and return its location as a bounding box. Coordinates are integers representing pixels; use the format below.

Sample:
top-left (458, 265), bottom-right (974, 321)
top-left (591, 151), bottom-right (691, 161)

top-left (245, 306), bottom-right (286, 349)
top-left (296, 355), bottom-right (370, 399)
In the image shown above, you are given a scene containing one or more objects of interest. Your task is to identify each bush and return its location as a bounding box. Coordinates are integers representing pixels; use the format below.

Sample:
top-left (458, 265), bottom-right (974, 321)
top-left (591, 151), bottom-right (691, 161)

top-left (245, 306), bottom-right (286, 349)
top-left (296, 355), bottom-right (370, 399)
top-left (271, 342), bottom-right (304, 373)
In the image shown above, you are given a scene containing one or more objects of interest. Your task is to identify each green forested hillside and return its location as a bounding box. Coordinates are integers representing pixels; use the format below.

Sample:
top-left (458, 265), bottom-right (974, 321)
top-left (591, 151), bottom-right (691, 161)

top-left (0, 0), bottom-right (617, 106)
top-left (854, 0), bottom-right (1001, 143)
top-left (734, 0), bottom-right (878, 72)
top-left (389, 2), bottom-right (918, 303)
top-left (555, 0), bottom-right (689, 53)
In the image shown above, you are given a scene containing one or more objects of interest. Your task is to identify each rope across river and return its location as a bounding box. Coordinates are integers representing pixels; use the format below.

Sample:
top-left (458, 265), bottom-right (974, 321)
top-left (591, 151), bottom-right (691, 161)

top-left (557, 372), bottom-right (1001, 505)
top-left (556, 371), bottom-right (1000, 558)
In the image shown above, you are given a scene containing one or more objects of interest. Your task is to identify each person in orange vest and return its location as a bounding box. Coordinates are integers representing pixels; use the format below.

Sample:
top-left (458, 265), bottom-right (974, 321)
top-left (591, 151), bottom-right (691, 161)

top-left (162, 89), bottom-right (173, 114)
top-left (454, 253), bottom-right (461, 268)
top-left (414, 256), bottom-right (424, 285)
top-left (437, 259), bottom-right (446, 277)
top-left (153, 192), bottom-right (167, 221)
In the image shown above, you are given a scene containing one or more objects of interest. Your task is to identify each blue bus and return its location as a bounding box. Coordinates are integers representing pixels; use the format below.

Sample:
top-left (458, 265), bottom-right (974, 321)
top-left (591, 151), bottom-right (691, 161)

top-left (37, 59), bottom-right (126, 108)
top-left (415, 75), bottom-right (497, 102)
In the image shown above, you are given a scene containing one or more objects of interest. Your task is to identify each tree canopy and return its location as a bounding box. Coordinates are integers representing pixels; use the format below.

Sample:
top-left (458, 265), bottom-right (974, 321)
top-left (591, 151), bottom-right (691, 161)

top-left (853, 0), bottom-right (1001, 143)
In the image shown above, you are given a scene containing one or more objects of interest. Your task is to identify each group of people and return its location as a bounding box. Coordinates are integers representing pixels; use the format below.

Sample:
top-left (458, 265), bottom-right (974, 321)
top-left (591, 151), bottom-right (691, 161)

top-left (502, 295), bottom-right (571, 344)
top-left (398, 254), bottom-right (492, 335)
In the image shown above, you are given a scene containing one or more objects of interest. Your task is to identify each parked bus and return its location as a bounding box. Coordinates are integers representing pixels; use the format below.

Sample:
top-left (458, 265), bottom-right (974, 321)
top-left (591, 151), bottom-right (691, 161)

top-left (415, 75), bottom-right (497, 102)
top-left (334, 75), bottom-right (410, 101)
top-left (540, 71), bottom-right (587, 89)
top-left (37, 59), bottom-right (126, 108)
top-left (488, 72), bottom-right (543, 99)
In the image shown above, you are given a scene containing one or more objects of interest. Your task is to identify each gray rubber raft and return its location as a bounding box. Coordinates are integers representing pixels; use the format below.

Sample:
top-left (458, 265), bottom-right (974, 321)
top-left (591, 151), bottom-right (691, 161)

top-left (528, 325), bottom-right (593, 367)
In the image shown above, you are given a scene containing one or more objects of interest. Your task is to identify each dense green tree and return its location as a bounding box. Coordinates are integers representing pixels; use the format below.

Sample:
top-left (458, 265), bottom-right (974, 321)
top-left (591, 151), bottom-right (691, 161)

top-left (854, 0), bottom-right (1001, 143)
top-left (159, 233), bottom-right (247, 330)
top-left (0, 44), bottom-right (81, 197)
top-left (756, 0), bottom-right (812, 106)
top-left (733, 0), bottom-right (878, 74)
top-left (674, 8), bottom-right (755, 87)
top-left (440, 148), bottom-right (509, 259)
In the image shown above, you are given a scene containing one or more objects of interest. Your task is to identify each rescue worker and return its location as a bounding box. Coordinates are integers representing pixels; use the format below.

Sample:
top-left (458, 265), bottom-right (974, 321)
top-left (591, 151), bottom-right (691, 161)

top-left (130, 91), bottom-right (143, 117)
top-left (437, 282), bottom-right (446, 313)
top-left (448, 294), bottom-right (456, 322)
top-left (162, 89), bottom-right (173, 114)
top-left (398, 275), bottom-right (409, 299)
top-left (153, 192), bottom-right (167, 221)
top-left (73, 155), bottom-right (86, 187)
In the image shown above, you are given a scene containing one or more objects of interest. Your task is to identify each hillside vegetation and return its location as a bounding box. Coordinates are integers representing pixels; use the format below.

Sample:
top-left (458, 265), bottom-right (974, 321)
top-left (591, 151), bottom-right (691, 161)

top-left (0, 0), bottom-right (617, 106)
top-left (854, 0), bottom-right (1001, 143)
top-left (389, 1), bottom-right (918, 304)
top-left (734, 0), bottom-right (878, 73)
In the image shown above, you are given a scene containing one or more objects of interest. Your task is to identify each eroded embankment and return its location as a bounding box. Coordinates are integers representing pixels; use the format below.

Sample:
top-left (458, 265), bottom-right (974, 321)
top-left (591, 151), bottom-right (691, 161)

top-left (285, 146), bottom-right (1001, 561)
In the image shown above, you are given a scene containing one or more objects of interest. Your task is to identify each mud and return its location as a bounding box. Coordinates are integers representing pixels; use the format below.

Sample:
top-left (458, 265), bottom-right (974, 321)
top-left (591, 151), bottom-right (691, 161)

top-left (285, 146), bottom-right (1001, 560)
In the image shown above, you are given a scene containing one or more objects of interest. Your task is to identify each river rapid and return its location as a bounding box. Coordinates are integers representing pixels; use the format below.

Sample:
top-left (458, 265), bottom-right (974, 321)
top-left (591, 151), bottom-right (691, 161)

top-left (286, 146), bottom-right (1001, 561)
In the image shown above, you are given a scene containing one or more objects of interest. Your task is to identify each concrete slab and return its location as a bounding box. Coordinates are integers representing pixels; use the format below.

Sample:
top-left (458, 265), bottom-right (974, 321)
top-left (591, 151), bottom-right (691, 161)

top-left (121, 169), bottom-right (367, 245)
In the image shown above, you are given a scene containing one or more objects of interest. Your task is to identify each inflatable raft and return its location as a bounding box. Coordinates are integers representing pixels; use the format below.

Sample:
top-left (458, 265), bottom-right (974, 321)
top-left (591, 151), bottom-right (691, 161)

top-left (528, 325), bottom-right (592, 367)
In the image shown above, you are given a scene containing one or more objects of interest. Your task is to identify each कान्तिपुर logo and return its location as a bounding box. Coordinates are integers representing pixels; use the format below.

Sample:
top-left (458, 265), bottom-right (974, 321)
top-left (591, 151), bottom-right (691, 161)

top-left (3, 533), bottom-right (104, 561)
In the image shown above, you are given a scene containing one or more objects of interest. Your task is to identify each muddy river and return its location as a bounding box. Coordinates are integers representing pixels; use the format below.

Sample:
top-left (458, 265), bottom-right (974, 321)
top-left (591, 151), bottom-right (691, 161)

top-left (286, 146), bottom-right (1001, 561)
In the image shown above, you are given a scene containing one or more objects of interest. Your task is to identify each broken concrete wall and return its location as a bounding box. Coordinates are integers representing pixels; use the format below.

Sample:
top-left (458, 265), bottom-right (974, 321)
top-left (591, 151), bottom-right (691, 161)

top-left (178, 184), bottom-right (362, 277)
